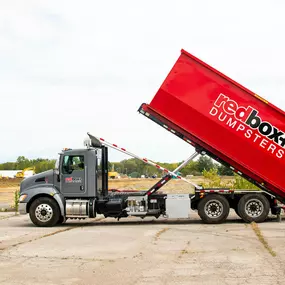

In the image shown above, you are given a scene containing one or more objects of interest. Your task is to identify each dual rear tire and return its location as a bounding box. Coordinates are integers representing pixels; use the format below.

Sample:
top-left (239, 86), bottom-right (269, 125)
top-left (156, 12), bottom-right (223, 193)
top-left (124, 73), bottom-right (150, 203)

top-left (198, 194), bottom-right (230, 224)
top-left (198, 193), bottom-right (270, 224)
top-left (236, 193), bottom-right (270, 223)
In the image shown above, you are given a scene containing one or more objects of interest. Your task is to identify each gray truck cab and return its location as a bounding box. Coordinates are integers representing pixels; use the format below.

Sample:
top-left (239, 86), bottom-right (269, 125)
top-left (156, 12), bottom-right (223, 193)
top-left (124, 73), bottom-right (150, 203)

top-left (19, 135), bottom-right (109, 227)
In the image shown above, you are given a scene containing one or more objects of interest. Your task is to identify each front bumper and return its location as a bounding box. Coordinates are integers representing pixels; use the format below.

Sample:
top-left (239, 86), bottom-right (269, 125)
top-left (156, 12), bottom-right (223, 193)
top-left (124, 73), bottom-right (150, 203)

top-left (19, 202), bottom-right (27, 215)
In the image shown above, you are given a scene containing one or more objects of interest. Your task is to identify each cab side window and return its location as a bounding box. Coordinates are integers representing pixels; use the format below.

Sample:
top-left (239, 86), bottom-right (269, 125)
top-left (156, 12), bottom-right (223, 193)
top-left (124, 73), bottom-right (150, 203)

top-left (62, 155), bottom-right (84, 174)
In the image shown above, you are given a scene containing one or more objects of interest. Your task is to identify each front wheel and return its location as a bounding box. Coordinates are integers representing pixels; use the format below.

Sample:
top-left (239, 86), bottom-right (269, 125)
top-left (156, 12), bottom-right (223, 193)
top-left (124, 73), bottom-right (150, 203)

top-left (237, 193), bottom-right (269, 223)
top-left (29, 197), bottom-right (60, 227)
top-left (198, 194), bottom-right (230, 224)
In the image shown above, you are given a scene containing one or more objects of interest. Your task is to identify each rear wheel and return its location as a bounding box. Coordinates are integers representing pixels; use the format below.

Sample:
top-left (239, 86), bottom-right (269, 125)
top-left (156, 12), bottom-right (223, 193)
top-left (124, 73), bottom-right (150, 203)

top-left (237, 193), bottom-right (269, 223)
top-left (198, 194), bottom-right (230, 224)
top-left (29, 197), bottom-right (60, 227)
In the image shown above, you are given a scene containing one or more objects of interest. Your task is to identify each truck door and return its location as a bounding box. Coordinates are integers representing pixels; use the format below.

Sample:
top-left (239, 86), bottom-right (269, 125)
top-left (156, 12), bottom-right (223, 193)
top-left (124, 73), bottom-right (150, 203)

top-left (60, 153), bottom-right (86, 197)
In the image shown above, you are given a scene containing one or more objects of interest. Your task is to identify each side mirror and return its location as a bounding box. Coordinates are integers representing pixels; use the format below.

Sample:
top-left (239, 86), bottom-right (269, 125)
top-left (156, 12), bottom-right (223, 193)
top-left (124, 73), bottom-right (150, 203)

top-left (57, 171), bottom-right (60, 182)
top-left (54, 158), bottom-right (60, 177)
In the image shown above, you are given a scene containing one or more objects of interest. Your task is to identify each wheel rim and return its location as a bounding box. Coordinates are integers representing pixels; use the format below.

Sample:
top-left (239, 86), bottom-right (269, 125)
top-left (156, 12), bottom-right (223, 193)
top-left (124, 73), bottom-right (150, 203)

top-left (35, 204), bottom-right (53, 222)
top-left (245, 199), bottom-right (263, 218)
top-left (204, 199), bottom-right (223, 218)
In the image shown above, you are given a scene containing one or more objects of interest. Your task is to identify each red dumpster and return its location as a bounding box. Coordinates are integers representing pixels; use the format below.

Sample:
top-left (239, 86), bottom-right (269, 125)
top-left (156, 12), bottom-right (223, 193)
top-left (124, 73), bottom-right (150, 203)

top-left (140, 49), bottom-right (285, 201)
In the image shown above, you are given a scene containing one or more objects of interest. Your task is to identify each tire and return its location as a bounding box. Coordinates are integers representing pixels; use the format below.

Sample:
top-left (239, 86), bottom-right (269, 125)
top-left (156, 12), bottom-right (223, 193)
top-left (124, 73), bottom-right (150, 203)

top-left (57, 215), bottom-right (65, 224)
top-left (29, 197), bottom-right (60, 227)
top-left (237, 193), bottom-right (269, 223)
top-left (198, 194), bottom-right (230, 224)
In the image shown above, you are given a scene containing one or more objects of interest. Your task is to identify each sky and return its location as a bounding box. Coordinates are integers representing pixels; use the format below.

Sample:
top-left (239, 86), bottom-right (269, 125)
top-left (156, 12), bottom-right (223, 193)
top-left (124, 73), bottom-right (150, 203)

top-left (1, 0), bottom-right (285, 163)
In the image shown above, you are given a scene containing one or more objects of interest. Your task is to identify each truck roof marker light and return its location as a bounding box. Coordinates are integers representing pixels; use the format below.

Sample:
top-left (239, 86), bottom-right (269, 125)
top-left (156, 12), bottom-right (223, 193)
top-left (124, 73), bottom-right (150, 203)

top-left (163, 124), bottom-right (168, 129)
top-left (171, 129), bottom-right (176, 133)
top-left (88, 133), bottom-right (202, 189)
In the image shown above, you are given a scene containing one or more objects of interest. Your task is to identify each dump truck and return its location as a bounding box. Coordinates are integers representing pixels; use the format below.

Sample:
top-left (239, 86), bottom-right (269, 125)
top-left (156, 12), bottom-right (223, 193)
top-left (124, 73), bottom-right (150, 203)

top-left (19, 49), bottom-right (285, 227)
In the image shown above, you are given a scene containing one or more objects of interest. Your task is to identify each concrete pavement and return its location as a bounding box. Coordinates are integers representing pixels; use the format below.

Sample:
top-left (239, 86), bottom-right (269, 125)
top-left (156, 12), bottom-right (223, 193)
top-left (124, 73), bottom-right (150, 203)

top-left (0, 211), bottom-right (285, 285)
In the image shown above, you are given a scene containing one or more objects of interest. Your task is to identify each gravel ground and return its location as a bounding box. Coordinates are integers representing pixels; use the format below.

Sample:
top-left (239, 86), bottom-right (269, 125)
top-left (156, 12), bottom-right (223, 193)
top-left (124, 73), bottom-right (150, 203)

top-left (0, 211), bottom-right (285, 285)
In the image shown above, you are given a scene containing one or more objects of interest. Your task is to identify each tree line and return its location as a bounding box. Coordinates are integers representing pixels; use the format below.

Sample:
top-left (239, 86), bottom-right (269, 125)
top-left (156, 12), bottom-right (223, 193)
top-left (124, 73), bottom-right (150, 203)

top-left (0, 156), bottom-right (56, 174)
top-left (110, 156), bottom-right (234, 178)
top-left (0, 155), bottom-right (234, 177)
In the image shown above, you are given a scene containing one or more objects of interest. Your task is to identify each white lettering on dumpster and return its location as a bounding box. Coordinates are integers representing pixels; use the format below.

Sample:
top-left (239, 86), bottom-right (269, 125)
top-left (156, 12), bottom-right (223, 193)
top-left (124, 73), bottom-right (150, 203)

top-left (209, 93), bottom-right (285, 159)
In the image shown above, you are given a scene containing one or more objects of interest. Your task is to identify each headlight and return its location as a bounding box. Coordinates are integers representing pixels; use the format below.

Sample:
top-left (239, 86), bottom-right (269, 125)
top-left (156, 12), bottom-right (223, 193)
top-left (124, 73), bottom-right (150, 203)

top-left (19, 194), bottom-right (28, 202)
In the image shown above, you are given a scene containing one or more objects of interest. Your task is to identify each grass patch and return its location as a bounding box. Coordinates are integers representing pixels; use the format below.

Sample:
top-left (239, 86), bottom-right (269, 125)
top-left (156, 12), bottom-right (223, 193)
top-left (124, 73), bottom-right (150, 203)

top-left (231, 247), bottom-right (245, 252)
top-left (14, 189), bottom-right (20, 213)
top-left (251, 222), bottom-right (276, 257)
top-left (154, 227), bottom-right (169, 242)
top-left (180, 249), bottom-right (188, 255)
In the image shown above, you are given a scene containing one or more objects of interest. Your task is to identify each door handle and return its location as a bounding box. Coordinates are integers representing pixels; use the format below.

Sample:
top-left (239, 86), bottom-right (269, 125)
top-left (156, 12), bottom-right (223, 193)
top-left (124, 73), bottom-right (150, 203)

top-left (80, 185), bottom-right (84, 191)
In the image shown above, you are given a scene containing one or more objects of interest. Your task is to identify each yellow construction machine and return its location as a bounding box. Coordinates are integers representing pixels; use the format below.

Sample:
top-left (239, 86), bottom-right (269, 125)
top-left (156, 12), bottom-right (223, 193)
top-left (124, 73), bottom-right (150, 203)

top-left (15, 167), bottom-right (35, 178)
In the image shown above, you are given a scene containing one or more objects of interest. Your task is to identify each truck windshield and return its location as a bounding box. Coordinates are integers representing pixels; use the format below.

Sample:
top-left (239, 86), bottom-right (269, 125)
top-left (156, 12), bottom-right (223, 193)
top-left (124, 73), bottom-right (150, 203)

top-left (96, 149), bottom-right (103, 195)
